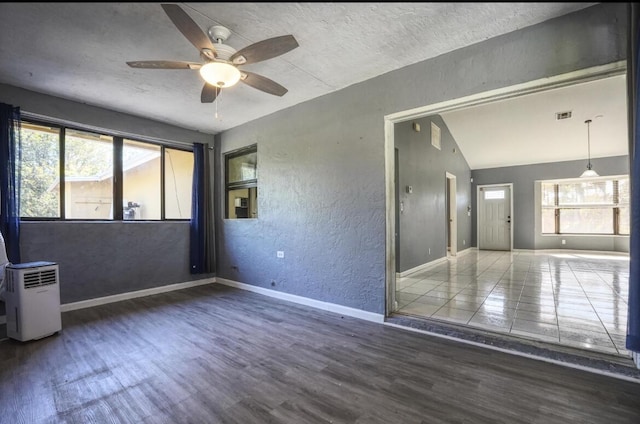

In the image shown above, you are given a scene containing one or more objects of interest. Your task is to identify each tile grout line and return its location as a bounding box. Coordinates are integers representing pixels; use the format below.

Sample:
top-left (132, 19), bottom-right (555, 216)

top-left (566, 258), bottom-right (624, 356)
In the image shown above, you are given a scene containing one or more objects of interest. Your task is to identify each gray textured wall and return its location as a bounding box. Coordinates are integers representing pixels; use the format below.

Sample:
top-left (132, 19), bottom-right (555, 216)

top-left (19, 222), bottom-right (211, 304)
top-left (0, 84), bottom-right (212, 146)
top-left (471, 155), bottom-right (630, 250)
top-left (215, 4), bottom-right (627, 314)
top-left (0, 87), bottom-right (215, 311)
top-left (395, 115), bottom-right (472, 272)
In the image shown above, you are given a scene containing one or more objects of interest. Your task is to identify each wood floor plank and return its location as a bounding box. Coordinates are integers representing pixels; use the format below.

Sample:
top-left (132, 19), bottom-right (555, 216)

top-left (1, 283), bottom-right (640, 424)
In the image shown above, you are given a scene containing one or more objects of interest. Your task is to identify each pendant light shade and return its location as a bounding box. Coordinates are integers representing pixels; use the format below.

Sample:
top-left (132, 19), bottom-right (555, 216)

top-left (580, 119), bottom-right (599, 178)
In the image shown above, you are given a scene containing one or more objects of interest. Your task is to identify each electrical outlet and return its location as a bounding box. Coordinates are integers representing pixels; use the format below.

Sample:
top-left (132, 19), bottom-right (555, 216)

top-left (277, 251), bottom-right (285, 258)
top-left (428, 248), bottom-right (431, 255)
top-left (463, 240), bottom-right (466, 245)
top-left (561, 240), bottom-right (566, 245)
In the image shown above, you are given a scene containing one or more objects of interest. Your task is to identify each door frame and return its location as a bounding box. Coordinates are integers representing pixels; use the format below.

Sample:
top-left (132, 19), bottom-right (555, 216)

top-left (446, 172), bottom-right (457, 257)
top-left (383, 61), bottom-right (626, 317)
top-left (477, 183), bottom-right (513, 251)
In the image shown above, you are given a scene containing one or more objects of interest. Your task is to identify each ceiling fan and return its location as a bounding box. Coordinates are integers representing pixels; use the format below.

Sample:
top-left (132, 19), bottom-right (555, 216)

top-left (126, 3), bottom-right (299, 103)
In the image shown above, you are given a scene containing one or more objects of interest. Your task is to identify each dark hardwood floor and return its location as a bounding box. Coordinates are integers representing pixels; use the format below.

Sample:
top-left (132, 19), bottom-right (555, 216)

top-left (1, 283), bottom-right (640, 424)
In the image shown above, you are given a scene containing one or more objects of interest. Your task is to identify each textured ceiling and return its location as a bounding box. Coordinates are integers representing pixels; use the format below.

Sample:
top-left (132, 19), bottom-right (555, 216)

top-left (0, 2), bottom-right (596, 137)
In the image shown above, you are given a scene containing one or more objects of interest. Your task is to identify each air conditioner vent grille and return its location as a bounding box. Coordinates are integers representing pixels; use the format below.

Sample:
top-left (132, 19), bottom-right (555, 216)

top-left (23, 269), bottom-right (57, 289)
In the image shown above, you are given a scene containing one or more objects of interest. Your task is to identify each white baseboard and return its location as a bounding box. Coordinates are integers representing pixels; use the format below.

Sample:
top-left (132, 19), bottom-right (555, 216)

top-left (512, 248), bottom-right (629, 257)
top-left (215, 277), bottom-right (385, 324)
top-left (454, 247), bottom-right (475, 257)
top-left (60, 278), bottom-right (215, 312)
top-left (398, 248), bottom-right (477, 278)
top-left (634, 352), bottom-right (640, 370)
top-left (398, 257), bottom-right (448, 278)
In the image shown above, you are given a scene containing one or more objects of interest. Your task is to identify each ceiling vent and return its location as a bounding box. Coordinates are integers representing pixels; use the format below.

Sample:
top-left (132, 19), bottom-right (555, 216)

top-left (556, 111), bottom-right (572, 120)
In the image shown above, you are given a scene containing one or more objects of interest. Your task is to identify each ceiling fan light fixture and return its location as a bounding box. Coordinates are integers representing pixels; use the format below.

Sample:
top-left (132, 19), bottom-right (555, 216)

top-left (199, 62), bottom-right (241, 88)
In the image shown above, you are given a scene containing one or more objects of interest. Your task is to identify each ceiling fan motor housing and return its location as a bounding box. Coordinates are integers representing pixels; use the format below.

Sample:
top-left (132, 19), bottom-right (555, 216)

top-left (211, 43), bottom-right (236, 61)
top-left (208, 25), bottom-right (231, 42)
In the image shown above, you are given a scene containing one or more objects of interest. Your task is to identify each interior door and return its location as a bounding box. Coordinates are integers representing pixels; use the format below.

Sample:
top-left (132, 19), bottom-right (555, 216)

top-left (478, 185), bottom-right (511, 251)
top-left (446, 173), bottom-right (457, 256)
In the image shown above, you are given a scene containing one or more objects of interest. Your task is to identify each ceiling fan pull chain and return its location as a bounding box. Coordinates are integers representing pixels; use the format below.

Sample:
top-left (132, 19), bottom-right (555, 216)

top-left (215, 86), bottom-right (219, 118)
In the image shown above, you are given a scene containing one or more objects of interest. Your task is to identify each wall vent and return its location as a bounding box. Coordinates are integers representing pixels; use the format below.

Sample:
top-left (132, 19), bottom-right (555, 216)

top-left (556, 111), bottom-right (572, 120)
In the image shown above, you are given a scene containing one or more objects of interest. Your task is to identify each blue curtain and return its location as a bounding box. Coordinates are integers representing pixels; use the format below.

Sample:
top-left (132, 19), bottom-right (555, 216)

top-left (627, 3), bottom-right (640, 353)
top-left (0, 103), bottom-right (21, 264)
top-left (190, 142), bottom-right (212, 274)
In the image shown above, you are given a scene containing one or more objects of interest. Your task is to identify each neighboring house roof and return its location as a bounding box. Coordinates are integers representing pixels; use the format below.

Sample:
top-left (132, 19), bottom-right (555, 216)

top-left (46, 149), bottom-right (160, 191)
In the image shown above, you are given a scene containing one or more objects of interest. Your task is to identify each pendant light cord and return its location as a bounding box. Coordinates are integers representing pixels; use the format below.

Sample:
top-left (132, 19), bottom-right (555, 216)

top-left (586, 119), bottom-right (592, 170)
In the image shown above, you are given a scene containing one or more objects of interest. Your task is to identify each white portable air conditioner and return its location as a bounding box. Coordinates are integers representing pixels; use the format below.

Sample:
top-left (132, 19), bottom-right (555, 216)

top-left (4, 261), bottom-right (61, 342)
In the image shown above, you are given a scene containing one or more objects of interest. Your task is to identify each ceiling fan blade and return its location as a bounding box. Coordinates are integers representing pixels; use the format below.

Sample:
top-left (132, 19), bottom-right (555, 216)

top-left (230, 35), bottom-right (298, 65)
top-left (161, 4), bottom-right (216, 57)
top-left (127, 60), bottom-right (202, 70)
top-left (240, 71), bottom-right (288, 96)
top-left (201, 83), bottom-right (219, 103)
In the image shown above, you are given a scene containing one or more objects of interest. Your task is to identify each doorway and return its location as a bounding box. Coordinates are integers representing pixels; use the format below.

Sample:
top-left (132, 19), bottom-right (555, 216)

top-left (477, 184), bottom-right (512, 251)
top-left (446, 172), bottom-right (457, 256)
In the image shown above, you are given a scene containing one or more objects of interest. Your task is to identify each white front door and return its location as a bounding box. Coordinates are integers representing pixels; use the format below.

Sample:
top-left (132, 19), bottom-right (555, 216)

top-left (478, 184), bottom-right (512, 251)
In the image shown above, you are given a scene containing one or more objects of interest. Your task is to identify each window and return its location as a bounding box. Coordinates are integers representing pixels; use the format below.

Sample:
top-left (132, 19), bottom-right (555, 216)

top-left (20, 123), bottom-right (60, 218)
top-left (225, 145), bottom-right (257, 219)
top-left (65, 129), bottom-right (114, 219)
top-left (123, 139), bottom-right (161, 220)
top-left (484, 189), bottom-right (505, 200)
top-left (20, 120), bottom-right (194, 220)
top-left (165, 148), bottom-right (194, 219)
top-left (541, 176), bottom-right (629, 235)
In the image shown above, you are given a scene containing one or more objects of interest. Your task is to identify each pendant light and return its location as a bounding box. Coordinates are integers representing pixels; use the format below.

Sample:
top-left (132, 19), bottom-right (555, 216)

top-left (580, 119), bottom-right (599, 178)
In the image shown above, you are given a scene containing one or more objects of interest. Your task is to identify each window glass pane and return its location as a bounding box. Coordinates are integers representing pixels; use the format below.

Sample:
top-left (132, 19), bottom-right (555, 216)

top-left (618, 177), bottom-right (630, 205)
top-left (164, 148), bottom-right (193, 219)
top-left (228, 151), bottom-right (257, 184)
top-left (123, 140), bottom-right (161, 220)
top-left (541, 183), bottom-right (555, 207)
top-left (484, 190), bottom-right (504, 200)
top-left (20, 123), bottom-right (60, 217)
top-left (227, 187), bottom-right (257, 219)
top-left (618, 206), bottom-right (630, 235)
top-left (557, 180), bottom-right (614, 206)
top-left (65, 129), bottom-right (113, 219)
top-left (559, 208), bottom-right (613, 234)
top-left (541, 209), bottom-right (555, 234)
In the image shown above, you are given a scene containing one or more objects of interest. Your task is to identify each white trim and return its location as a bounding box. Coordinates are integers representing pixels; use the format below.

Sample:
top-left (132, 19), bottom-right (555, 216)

top-left (60, 278), bottom-right (215, 312)
top-left (398, 256), bottom-right (449, 278)
top-left (385, 119), bottom-right (397, 316)
top-left (477, 183), bottom-right (514, 251)
top-left (455, 247), bottom-right (476, 257)
top-left (215, 278), bottom-right (386, 324)
top-left (383, 322), bottom-right (640, 384)
top-left (446, 172), bottom-right (457, 257)
top-left (399, 247), bottom-right (476, 278)
top-left (633, 352), bottom-right (640, 370)
top-left (384, 61), bottom-right (626, 123)
top-left (512, 248), bottom-right (629, 256)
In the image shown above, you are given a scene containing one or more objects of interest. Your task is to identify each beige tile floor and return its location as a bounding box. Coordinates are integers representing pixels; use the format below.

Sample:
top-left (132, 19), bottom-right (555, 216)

top-left (396, 250), bottom-right (630, 357)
